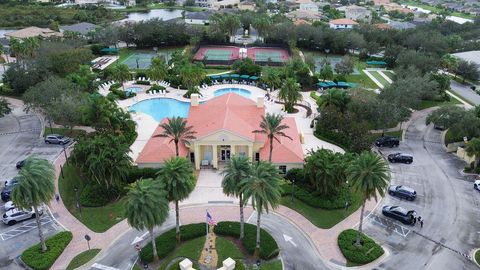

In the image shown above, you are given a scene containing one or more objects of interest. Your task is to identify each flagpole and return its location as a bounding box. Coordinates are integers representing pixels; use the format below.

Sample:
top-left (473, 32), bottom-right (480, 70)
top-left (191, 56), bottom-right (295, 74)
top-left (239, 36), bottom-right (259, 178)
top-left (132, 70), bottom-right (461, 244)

top-left (205, 209), bottom-right (208, 236)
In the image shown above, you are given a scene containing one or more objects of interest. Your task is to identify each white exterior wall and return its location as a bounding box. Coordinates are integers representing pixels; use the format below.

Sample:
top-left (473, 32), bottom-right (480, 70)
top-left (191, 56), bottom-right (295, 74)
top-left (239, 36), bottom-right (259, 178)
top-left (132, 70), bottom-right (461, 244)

top-left (329, 23), bottom-right (354, 29)
top-left (185, 18), bottom-right (209, 25)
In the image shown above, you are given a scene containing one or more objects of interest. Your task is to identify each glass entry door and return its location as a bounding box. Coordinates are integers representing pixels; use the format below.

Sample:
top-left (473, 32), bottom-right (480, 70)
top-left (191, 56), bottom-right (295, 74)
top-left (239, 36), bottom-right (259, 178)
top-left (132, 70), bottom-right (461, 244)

top-left (220, 149), bottom-right (231, 161)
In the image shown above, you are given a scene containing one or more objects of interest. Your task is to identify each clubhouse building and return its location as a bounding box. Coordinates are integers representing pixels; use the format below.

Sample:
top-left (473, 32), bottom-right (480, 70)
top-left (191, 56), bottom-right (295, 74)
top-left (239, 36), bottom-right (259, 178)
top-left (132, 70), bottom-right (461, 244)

top-left (136, 93), bottom-right (304, 173)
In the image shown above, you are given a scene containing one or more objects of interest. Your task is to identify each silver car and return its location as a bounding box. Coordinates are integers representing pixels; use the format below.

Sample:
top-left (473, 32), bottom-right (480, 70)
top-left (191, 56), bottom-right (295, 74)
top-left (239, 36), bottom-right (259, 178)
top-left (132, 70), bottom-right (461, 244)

top-left (45, 134), bottom-right (71, 145)
top-left (4, 201), bottom-right (15, 211)
top-left (2, 207), bottom-right (44, 225)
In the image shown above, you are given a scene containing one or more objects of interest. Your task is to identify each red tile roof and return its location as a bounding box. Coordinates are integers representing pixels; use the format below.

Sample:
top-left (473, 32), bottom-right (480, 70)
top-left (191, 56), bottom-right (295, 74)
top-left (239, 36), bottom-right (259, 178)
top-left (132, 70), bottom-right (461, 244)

top-left (329, 18), bottom-right (359, 25)
top-left (259, 117), bottom-right (304, 163)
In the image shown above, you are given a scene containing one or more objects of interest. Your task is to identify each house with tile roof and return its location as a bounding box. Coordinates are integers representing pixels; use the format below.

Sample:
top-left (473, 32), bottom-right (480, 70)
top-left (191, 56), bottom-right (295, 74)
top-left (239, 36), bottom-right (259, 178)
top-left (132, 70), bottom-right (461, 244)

top-left (136, 93), bottom-right (304, 173)
top-left (4, 27), bottom-right (63, 39)
top-left (329, 18), bottom-right (359, 29)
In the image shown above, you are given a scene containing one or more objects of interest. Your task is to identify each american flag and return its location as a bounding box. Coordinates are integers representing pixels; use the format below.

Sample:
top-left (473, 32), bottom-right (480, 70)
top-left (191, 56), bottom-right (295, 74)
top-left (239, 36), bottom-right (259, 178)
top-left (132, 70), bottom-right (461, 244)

top-left (206, 211), bottom-right (216, 226)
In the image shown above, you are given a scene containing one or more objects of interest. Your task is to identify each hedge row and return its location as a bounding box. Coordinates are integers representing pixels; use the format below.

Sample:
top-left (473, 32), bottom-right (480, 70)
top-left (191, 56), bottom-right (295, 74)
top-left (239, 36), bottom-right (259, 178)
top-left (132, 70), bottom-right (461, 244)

top-left (337, 229), bottom-right (384, 265)
top-left (21, 231), bottom-right (73, 270)
top-left (213, 222), bottom-right (279, 260)
top-left (139, 223), bottom-right (205, 263)
top-left (282, 183), bottom-right (357, 210)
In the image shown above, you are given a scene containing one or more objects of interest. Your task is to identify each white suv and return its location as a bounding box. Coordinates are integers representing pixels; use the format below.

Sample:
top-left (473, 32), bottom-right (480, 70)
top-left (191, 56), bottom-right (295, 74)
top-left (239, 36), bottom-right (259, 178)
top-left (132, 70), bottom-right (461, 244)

top-left (4, 201), bottom-right (15, 211)
top-left (475, 180), bottom-right (480, 191)
top-left (2, 207), bottom-right (44, 225)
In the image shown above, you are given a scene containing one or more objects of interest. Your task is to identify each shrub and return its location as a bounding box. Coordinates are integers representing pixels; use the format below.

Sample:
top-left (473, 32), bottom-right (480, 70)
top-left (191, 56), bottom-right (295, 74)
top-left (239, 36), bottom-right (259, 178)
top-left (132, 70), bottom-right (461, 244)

top-left (139, 223), bottom-right (205, 263)
top-left (136, 80), bottom-right (151, 85)
top-left (126, 166), bottom-right (161, 183)
top-left (136, 71), bottom-right (147, 79)
top-left (214, 222), bottom-right (279, 260)
top-left (109, 83), bottom-right (121, 90)
top-left (338, 229), bottom-right (384, 265)
top-left (234, 260), bottom-right (245, 270)
top-left (285, 168), bottom-right (307, 185)
top-left (21, 231), bottom-right (73, 270)
top-left (109, 87), bottom-right (136, 100)
top-left (282, 184), bottom-right (357, 210)
top-left (150, 84), bottom-right (166, 91)
top-left (80, 183), bottom-right (120, 207)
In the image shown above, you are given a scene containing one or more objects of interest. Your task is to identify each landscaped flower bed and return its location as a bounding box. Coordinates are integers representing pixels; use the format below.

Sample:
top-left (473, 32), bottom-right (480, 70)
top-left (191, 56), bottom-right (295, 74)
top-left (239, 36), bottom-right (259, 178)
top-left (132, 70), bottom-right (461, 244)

top-left (338, 229), bottom-right (384, 265)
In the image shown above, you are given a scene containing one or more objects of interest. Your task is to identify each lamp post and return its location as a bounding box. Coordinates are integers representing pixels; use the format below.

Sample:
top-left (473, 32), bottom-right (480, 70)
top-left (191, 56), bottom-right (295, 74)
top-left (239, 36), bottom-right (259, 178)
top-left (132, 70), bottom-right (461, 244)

top-left (291, 178), bottom-right (295, 202)
top-left (74, 187), bottom-right (82, 218)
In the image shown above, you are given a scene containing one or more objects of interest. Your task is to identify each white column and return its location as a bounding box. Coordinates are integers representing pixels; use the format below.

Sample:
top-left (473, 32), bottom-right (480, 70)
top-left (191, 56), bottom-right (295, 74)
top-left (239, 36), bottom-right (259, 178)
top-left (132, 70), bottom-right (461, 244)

top-left (212, 144), bottom-right (218, 169)
top-left (248, 144), bottom-right (253, 161)
top-left (194, 144), bottom-right (200, 170)
top-left (231, 144), bottom-right (236, 156)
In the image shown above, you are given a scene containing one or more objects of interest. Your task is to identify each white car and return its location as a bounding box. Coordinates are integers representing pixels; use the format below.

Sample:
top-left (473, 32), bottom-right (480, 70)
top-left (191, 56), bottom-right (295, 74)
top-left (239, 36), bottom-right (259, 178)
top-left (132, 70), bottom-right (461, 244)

top-left (2, 207), bottom-right (43, 226)
top-left (4, 201), bottom-right (15, 211)
top-left (475, 180), bottom-right (480, 191)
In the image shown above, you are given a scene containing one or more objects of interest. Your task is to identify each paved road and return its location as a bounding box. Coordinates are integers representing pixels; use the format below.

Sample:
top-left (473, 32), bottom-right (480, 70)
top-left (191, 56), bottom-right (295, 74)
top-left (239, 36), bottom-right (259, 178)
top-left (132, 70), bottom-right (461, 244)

top-left (450, 80), bottom-right (480, 105)
top-left (89, 211), bottom-right (330, 270)
top-left (0, 98), bottom-right (63, 270)
top-left (363, 109), bottom-right (480, 270)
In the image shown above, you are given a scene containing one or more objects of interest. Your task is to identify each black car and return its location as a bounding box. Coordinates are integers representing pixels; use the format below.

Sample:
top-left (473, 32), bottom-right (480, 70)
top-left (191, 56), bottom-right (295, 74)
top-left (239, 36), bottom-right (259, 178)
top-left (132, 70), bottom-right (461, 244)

top-left (375, 136), bottom-right (400, 147)
top-left (388, 153), bottom-right (413, 164)
top-left (388, 185), bottom-right (417, 201)
top-left (382, 205), bottom-right (416, 225)
top-left (1, 185), bottom-right (14, 202)
top-left (16, 160), bottom-right (26, 169)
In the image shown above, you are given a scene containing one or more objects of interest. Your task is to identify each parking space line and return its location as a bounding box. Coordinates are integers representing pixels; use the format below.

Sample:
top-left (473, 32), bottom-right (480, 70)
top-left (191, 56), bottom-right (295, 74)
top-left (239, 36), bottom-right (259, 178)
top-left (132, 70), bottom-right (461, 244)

top-left (367, 213), bottom-right (411, 238)
top-left (0, 215), bottom-right (53, 241)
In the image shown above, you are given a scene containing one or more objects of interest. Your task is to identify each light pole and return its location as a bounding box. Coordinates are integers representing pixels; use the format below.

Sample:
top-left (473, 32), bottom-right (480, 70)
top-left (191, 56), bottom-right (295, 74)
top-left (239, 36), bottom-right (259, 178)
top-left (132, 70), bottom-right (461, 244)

top-left (74, 187), bottom-right (82, 218)
top-left (291, 178), bottom-right (295, 202)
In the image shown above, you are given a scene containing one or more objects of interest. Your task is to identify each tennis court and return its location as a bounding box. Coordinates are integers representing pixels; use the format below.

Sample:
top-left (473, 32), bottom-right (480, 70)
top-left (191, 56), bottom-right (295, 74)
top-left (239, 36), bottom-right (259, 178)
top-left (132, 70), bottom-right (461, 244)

top-left (120, 50), bottom-right (175, 69)
top-left (247, 47), bottom-right (290, 63)
top-left (314, 56), bottom-right (360, 75)
top-left (193, 46), bottom-right (239, 62)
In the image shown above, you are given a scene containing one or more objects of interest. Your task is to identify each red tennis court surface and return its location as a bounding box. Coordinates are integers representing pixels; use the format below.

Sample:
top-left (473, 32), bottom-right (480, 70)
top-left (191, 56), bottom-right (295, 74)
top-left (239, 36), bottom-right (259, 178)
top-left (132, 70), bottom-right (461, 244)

top-left (193, 46), bottom-right (240, 61)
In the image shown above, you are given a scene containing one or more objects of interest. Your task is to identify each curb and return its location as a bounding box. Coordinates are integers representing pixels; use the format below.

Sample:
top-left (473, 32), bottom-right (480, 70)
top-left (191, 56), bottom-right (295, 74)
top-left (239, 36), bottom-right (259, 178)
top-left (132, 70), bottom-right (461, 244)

top-left (470, 248), bottom-right (479, 267)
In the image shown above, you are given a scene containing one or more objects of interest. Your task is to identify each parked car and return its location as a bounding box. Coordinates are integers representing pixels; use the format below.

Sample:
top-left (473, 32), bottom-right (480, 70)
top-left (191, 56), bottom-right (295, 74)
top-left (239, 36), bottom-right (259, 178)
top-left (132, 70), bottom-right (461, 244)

top-left (16, 159), bottom-right (26, 169)
top-left (388, 185), bottom-right (417, 201)
top-left (375, 136), bottom-right (400, 147)
top-left (388, 153), bottom-right (413, 164)
top-left (45, 134), bottom-right (71, 145)
top-left (2, 207), bottom-right (43, 225)
top-left (474, 180), bottom-right (480, 191)
top-left (4, 201), bottom-right (15, 211)
top-left (1, 185), bottom-right (14, 202)
top-left (382, 205), bottom-right (416, 225)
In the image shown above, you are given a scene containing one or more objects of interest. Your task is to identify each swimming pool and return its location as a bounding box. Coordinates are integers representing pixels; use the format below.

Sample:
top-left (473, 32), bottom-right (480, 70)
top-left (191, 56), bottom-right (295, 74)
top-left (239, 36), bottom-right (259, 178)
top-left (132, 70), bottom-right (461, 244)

top-left (214, 88), bottom-right (251, 98)
top-left (129, 98), bottom-right (190, 122)
top-left (126, 87), bottom-right (143, 93)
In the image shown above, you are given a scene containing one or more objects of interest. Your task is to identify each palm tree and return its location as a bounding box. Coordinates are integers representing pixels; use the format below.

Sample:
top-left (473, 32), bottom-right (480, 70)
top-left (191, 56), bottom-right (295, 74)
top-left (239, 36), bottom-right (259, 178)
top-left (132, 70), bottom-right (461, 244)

top-left (253, 113), bottom-right (292, 162)
top-left (222, 156), bottom-right (251, 239)
top-left (156, 116), bottom-right (196, 157)
top-left (347, 152), bottom-right (390, 246)
top-left (147, 57), bottom-right (168, 81)
top-left (241, 161), bottom-right (281, 258)
top-left (112, 64), bottom-right (131, 90)
top-left (125, 179), bottom-right (169, 261)
top-left (317, 88), bottom-right (351, 113)
top-left (278, 78), bottom-right (302, 113)
top-left (155, 157), bottom-right (195, 243)
top-left (11, 157), bottom-right (55, 252)
top-left (466, 138), bottom-right (480, 169)
top-left (261, 67), bottom-right (281, 92)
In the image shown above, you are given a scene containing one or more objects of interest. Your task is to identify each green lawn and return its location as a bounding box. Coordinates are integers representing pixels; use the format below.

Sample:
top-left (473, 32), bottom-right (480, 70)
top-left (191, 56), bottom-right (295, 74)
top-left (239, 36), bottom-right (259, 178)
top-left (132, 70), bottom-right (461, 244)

top-left (205, 68), bottom-right (232, 75)
top-left (259, 259), bottom-right (282, 270)
top-left (280, 195), bottom-right (361, 229)
top-left (66, 249), bottom-right (101, 270)
top-left (475, 249), bottom-right (480, 265)
top-left (383, 71), bottom-right (395, 81)
top-left (397, 1), bottom-right (475, 19)
top-left (416, 98), bottom-right (461, 110)
top-left (369, 71), bottom-right (391, 87)
top-left (43, 127), bottom-right (87, 139)
top-left (157, 237), bottom-right (206, 270)
top-left (344, 73), bottom-right (378, 89)
top-left (58, 163), bottom-right (126, 233)
top-left (216, 237), bottom-right (244, 267)
top-left (444, 129), bottom-right (463, 145)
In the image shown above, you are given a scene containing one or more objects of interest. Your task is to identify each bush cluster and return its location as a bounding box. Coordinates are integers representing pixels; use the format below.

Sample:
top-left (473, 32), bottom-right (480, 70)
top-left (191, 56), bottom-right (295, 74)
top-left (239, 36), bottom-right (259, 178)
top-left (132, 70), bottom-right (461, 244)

top-left (282, 184), bottom-right (356, 210)
top-left (126, 166), bottom-right (161, 183)
top-left (80, 183), bottom-right (120, 207)
top-left (337, 229), bottom-right (384, 265)
top-left (150, 84), bottom-right (166, 91)
top-left (21, 231), bottom-right (73, 270)
top-left (214, 222), bottom-right (279, 260)
top-left (314, 127), bottom-right (352, 151)
top-left (285, 168), bottom-right (307, 186)
top-left (139, 223), bottom-right (205, 263)
top-left (136, 80), bottom-right (151, 85)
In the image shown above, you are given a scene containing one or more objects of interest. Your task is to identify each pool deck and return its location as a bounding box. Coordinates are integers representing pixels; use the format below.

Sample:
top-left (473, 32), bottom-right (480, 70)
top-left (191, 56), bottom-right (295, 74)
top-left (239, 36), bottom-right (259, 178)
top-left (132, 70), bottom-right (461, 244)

top-left (117, 83), bottom-right (344, 161)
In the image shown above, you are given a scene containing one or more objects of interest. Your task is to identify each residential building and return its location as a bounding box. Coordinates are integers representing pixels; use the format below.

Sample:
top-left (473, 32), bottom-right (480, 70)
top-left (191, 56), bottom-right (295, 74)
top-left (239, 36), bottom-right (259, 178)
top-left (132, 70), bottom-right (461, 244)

top-left (286, 9), bottom-right (323, 22)
top-left (345, 5), bottom-right (372, 22)
top-left (388, 20), bottom-right (416, 29)
top-left (4, 27), bottom-right (63, 39)
top-left (372, 0), bottom-right (390, 7)
top-left (299, 0), bottom-right (319, 12)
top-left (329, 18), bottom-right (359, 29)
top-left (60, 22), bottom-right (97, 37)
top-left (136, 93), bottom-right (304, 173)
top-left (184, 11), bottom-right (214, 25)
top-left (238, 0), bottom-right (256, 10)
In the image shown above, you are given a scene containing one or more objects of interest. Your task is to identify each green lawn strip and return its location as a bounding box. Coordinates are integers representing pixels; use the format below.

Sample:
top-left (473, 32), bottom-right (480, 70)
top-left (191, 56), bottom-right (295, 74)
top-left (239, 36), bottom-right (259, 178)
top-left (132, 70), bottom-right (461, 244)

top-left (43, 127), bottom-right (87, 139)
top-left (133, 265), bottom-right (143, 270)
top-left (21, 231), bottom-right (73, 270)
top-left (205, 68), bottom-right (232, 75)
top-left (157, 237), bottom-right (206, 270)
top-left (216, 236), bottom-right (244, 267)
top-left (416, 98), bottom-right (461, 110)
top-left (382, 71), bottom-right (395, 81)
top-left (280, 195), bottom-right (361, 229)
top-left (444, 129), bottom-right (464, 145)
top-left (369, 71), bottom-right (390, 87)
top-left (58, 163), bottom-right (125, 233)
top-left (475, 249), bottom-right (480, 264)
top-left (66, 249), bottom-right (101, 270)
top-left (344, 73), bottom-right (378, 89)
top-left (259, 259), bottom-right (282, 270)
top-left (383, 130), bottom-right (403, 140)
top-left (397, 1), bottom-right (474, 19)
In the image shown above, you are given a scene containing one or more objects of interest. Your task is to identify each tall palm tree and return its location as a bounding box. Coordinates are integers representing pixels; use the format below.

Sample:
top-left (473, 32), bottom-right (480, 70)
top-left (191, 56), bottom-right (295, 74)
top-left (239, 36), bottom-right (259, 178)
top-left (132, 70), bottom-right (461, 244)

top-left (347, 152), bottom-right (390, 246)
top-left (317, 88), bottom-right (351, 113)
top-left (221, 156), bottom-right (251, 239)
top-left (155, 157), bottom-right (195, 243)
top-left (11, 157), bottom-right (55, 252)
top-left (466, 138), bottom-right (480, 169)
top-left (253, 113), bottom-right (292, 162)
top-left (261, 67), bottom-right (281, 92)
top-left (278, 78), bottom-right (302, 113)
top-left (125, 179), bottom-right (169, 261)
top-left (147, 57), bottom-right (168, 81)
top-left (112, 64), bottom-right (131, 90)
top-left (241, 161), bottom-right (281, 258)
top-left (156, 116), bottom-right (196, 157)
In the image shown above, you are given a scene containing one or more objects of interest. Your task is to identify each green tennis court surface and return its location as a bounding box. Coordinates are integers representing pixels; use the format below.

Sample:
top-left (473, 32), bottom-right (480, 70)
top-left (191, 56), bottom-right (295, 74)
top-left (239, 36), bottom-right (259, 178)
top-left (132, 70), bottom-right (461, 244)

top-left (255, 51), bottom-right (283, 62)
top-left (204, 50), bottom-right (232, 61)
top-left (121, 51), bottom-right (174, 69)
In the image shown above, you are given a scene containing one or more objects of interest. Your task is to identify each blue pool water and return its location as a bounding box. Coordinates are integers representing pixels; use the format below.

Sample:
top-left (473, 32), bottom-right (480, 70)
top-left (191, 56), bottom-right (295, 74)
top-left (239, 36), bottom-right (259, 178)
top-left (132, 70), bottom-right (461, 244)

top-left (126, 87), bottom-right (143, 93)
top-left (129, 98), bottom-right (190, 122)
top-left (214, 88), bottom-right (251, 98)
